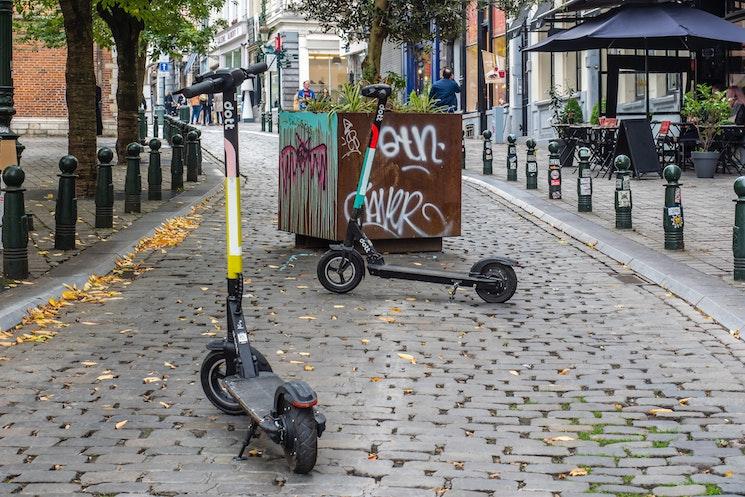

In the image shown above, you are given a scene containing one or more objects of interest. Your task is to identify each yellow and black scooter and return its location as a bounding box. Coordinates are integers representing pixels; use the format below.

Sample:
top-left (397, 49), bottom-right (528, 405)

top-left (177, 63), bottom-right (325, 474)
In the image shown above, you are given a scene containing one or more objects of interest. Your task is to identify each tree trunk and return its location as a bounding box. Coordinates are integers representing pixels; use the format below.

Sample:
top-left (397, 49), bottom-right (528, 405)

top-left (59, 0), bottom-right (96, 197)
top-left (97, 4), bottom-right (144, 165)
top-left (361, 0), bottom-right (388, 82)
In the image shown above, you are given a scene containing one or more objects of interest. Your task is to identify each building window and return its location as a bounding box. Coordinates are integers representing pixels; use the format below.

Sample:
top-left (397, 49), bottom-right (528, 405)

top-left (465, 0), bottom-right (479, 112)
top-left (308, 54), bottom-right (347, 97)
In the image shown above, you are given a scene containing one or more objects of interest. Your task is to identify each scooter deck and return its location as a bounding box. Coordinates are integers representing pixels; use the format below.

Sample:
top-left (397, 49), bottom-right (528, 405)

top-left (367, 263), bottom-right (491, 287)
top-left (224, 373), bottom-right (284, 422)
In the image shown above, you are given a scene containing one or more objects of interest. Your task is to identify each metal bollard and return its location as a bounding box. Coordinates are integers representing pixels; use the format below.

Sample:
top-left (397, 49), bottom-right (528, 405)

top-left (186, 130), bottom-right (199, 182)
top-left (153, 113), bottom-right (159, 139)
top-left (179, 106), bottom-right (189, 123)
top-left (663, 164), bottom-right (684, 250)
top-left (734, 177), bottom-right (745, 280)
top-left (506, 134), bottom-right (518, 181)
top-left (2, 166), bottom-right (29, 280)
top-left (124, 143), bottom-right (142, 213)
top-left (261, 111), bottom-right (266, 132)
top-left (54, 155), bottom-right (78, 250)
top-left (461, 130), bottom-right (466, 170)
top-left (482, 130), bottom-right (493, 175)
top-left (547, 141), bottom-right (561, 199)
top-left (267, 111), bottom-right (273, 133)
top-left (95, 147), bottom-right (114, 228)
top-left (526, 138), bottom-right (538, 190)
top-left (148, 139), bottom-right (162, 201)
top-left (577, 147), bottom-right (592, 212)
top-left (614, 155), bottom-right (633, 229)
top-left (138, 108), bottom-right (147, 144)
top-left (16, 142), bottom-right (25, 167)
top-left (195, 128), bottom-right (203, 176)
top-left (171, 134), bottom-right (184, 191)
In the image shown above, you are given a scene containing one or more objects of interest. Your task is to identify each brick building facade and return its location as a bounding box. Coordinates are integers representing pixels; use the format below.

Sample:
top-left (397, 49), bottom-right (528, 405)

top-left (12, 39), bottom-right (117, 137)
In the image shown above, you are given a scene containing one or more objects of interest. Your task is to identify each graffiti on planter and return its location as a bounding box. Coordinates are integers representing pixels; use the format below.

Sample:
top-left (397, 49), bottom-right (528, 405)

top-left (340, 118), bottom-right (361, 159)
top-left (344, 182), bottom-right (451, 238)
top-left (278, 113), bottom-right (338, 240)
top-left (379, 124), bottom-right (446, 173)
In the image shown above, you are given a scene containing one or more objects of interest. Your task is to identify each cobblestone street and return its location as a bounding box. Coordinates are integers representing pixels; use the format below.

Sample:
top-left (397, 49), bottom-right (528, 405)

top-left (0, 128), bottom-right (744, 496)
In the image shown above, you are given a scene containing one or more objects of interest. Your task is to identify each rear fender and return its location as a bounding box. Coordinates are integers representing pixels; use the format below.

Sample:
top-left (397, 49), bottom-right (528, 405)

top-left (206, 339), bottom-right (229, 351)
top-left (469, 257), bottom-right (520, 276)
top-left (275, 380), bottom-right (318, 410)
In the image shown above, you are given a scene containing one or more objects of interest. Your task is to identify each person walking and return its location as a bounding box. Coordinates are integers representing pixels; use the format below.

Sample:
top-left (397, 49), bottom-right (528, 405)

top-left (213, 92), bottom-right (224, 125)
top-left (199, 94), bottom-right (211, 125)
top-left (429, 68), bottom-right (461, 113)
top-left (293, 80), bottom-right (316, 111)
top-left (190, 94), bottom-right (202, 124)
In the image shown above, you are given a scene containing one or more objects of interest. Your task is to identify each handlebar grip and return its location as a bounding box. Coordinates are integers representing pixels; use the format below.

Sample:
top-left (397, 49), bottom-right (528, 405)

top-left (176, 79), bottom-right (220, 98)
top-left (244, 62), bottom-right (268, 76)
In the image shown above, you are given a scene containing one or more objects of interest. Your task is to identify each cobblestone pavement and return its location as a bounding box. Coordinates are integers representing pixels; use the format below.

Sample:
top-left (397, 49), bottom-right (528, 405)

top-left (0, 127), bottom-right (744, 496)
top-left (1, 132), bottom-right (209, 290)
top-left (464, 139), bottom-right (745, 290)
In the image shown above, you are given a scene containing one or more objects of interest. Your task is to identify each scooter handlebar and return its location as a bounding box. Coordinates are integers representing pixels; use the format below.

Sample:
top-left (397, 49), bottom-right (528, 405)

top-left (176, 79), bottom-right (221, 98)
top-left (244, 62), bottom-right (268, 76)
top-left (175, 63), bottom-right (268, 98)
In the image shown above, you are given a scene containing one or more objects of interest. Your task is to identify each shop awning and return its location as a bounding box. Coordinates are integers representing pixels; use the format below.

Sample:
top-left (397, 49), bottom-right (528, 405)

top-left (526, 2), bottom-right (745, 52)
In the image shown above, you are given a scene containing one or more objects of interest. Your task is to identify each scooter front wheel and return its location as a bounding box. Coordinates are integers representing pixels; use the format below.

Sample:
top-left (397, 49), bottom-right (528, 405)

top-left (280, 400), bottom-right (318, 474)
top-left (317, 249), bottom-right (364, 294)
top-left (475, 262), bottom-right (517, 303)
top-left (200, 348), bottom-right (272, 415)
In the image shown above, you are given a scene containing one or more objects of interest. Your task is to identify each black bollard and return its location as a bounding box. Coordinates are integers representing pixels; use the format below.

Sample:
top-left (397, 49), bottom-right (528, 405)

top-left (482, 130), bottom-right (493, 175)
top-left (526, 139), bottom-right (538, 190)
top-left (138, 108), bottom-right (147, 144)
top-left (577, 147), bottom-right (592, 212)
top-left (171, 134), bottom-right (184, 191)
top-left (124, 142), bottom-right (142, 213)
top-left (663, 164), bottom-right (684, 250)
top-left (148, 139), bottom-right (163, 201)
top-left (153, 113), bottom-right (159, 139)
top-left (506, 134), bottom-right (518, 181)
top-left (164, 116), bottom-right (172, 145)
top-left (461, 130), bottom-right (466, 170)
top-left (614, 155), bottom-right (633, 229)
top-left (95, 147), bottom-right (114, 228)
top-left (185, 130), bottom-right (199, 182)
top-left (195, 128), bottom-right (203, 176)
top-left (54, 155), bottom-right (78, 250)
top-left (734, 177), bottom-right (745, 281)
top-left (2, 166), bottom-right (29, 280)
top-left (547, 141), bottom-right (562, 199)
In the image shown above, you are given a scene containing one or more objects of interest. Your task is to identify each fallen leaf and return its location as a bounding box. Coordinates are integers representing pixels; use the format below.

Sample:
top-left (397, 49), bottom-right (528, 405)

top-left (558, 368), bottom-right (571, 376)
top-left (678, 397), bottom-right (690, 406)
top-left (403, 388), bottom-right (413, 395)
top-left (544, 435), bottom-right (575, 444)
top-left (367, 452), bottom-right (378, 460)
top-left (298, 316), bottom-right (316, 320)
top-left (509, 370), bottom-right (519, 376)
top-left (164, 362), bottom-right (177, 369)
top-left (568, 467), bottom-right (588, 476)
top-left (289, 360), bottom-right (304, 365)
top-left (247, 448), bottom-right (263, 457)
top-left (361, 339), bottom-right (369, 345)
top-left (200, 287), bottom-right (209, 291)
top-left (115, 420), bottom-right (128, 430)
top-left (81, 360), bottom-right (97, 367)
top-left (390, 307), bottom-right (401, 313)
top-left (452, 461), bottom-right (464, 470)
top-left (143, 376), bottom-right (161, 384)
top-left (333, 304), bottom-right (345, 308)
top-left (276, 350), bottom-right (285, 355)
top-left (80, 321), bottom-right (97, 326)
top-left (159, 401), bottom-right (172, 409)
top-left (298, 352), bottom-right (310, 357)
top-left (397, 353), bottom-right (416, 364)
top-left (648, 408), bottom-right (673, 416)
top-left (303, 365), bottom-right (315, 371)
top-left (370, 377), bottom-right (382, 383)
top-left (724, 470), bottom-right (734, 477)
top-left (379, 316), bottom-right (396, 324)
top-left (96, 374), bottom-right (115, 381)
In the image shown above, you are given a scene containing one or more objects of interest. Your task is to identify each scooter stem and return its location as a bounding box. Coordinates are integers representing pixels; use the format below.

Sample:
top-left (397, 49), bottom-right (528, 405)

top-left (352, 89), bottom-right (390, 213)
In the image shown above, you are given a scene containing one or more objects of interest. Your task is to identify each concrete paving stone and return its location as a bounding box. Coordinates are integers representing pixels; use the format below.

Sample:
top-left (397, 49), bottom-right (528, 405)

top-left (653, 484), bottom-right (709, 496)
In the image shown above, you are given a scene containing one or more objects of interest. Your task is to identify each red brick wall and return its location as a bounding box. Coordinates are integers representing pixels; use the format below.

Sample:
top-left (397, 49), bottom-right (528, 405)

top-left (13, 39), bottom-right (116, 121)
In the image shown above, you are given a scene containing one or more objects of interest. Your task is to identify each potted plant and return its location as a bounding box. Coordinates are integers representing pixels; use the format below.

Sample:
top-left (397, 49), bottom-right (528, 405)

top-left (549, 87), bottom-right (583, 168)
top-left (682, 84), bottom-right (731, 178)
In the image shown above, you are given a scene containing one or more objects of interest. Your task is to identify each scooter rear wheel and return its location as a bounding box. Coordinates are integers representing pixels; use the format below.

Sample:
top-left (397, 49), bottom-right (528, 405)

top-left (280, 399), bottom-right (318, 474)
top-left (317, 249), bottom-right (364, 294)
top-left (475, 262), bottom-right (517, 303)
top-left (200, 348), bottom-right (272, 415)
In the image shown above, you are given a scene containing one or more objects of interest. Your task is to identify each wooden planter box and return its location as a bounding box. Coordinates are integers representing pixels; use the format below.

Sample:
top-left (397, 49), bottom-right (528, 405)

top-left (278, 111), bottom-right (462, 252)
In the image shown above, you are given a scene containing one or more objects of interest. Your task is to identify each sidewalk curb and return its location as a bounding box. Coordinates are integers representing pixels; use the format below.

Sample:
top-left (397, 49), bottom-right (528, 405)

top-left (462, 172), bottom-right (745, 333)
top-left (0, 170), bottom-right (223, 333)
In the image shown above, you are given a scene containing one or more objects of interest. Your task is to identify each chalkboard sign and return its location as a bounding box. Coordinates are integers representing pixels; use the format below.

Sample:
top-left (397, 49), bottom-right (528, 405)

top-left (612, 119), bottom-right (661, 177)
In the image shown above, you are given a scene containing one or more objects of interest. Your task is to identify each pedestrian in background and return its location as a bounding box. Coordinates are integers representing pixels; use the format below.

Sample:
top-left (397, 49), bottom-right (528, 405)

top-left (429, 68), bottom-right (461, 113)
top-left (294, 80), bottom-right (316, 111)
top-left (213, 92), bottom-right (224, 125)
top-left (199, 94), bottom-right (212, 125)
top-left (164, 93), bottom-right (175, 116)
top-left (190, 95), bottom-right (202, 124)
top-left (95, 84), bottom-right (103, 136)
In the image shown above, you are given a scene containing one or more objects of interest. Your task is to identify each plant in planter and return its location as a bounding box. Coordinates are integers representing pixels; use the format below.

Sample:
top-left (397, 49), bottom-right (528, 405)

top-left (682, 84), bottom-right (731, 178)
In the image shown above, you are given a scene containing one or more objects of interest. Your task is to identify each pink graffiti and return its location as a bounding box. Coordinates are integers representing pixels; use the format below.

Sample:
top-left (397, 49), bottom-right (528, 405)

top-left (279, 134), bottom-right (328, 192)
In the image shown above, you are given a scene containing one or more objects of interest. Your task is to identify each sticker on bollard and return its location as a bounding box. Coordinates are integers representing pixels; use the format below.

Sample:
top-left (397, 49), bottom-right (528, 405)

top-left (95, 148), bottom-right (114, 228)
top-left (577, 147), bottom-right (592, 212)
top-left (663, 164), bottom-right (684, 250)
top-left (526, 139), bottom-right (538, 190)
top-left (482, 130), bottom-right (493, 175)
top-left (54, 155), bottom-right (78, 250)
top-left (2, 166), bottom-right (29, 280)
top-left (547, 141), bottom-right (561, 199)
top-left (506, 134), bottom-right (518, 181)
top-left (614, 155), bottom-right (632, 229)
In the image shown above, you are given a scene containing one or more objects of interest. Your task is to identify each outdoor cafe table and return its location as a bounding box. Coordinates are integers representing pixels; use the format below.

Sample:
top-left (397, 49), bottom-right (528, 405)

top-left (658, 122), bottom-right (745, 174)
top-left (552, 124), bottom-right (618, 176)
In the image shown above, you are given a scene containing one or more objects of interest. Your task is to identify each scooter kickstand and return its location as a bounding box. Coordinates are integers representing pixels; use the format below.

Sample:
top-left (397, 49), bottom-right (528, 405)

top-left (448, 281), bottom-right (461, 300)
top-left (234, 423), bottom-right (258, 461)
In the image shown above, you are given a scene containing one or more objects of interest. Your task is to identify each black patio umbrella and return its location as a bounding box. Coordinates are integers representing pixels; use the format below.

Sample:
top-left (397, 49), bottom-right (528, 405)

top-left (525, 2), bottom-right (745, 52)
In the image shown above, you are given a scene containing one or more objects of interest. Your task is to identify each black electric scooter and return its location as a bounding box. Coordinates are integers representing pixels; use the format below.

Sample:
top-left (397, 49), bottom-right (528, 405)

top-left (177, 64), bottom-right (325, 474)
top-left (317, 84), bottom-right (519, 303)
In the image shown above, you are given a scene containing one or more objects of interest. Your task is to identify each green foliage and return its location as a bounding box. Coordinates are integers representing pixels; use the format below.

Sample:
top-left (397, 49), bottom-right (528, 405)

top-left (590, 100), bottom-right (607, 125)
top-left (335, 83), bottom-right (377, 113)
top-left (549, 86), bottom-right (583, 125)
top-left (683, 84), bottom-right (731, 151)
top-left (562, 98), bottom-right (583, 124)
top-left (292, 82), bottom-right (447, 114)
top-left (403, 86), bottom-right (448, 113)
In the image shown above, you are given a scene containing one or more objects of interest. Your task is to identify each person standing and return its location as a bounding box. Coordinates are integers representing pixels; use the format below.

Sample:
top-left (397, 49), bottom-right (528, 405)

top-left (293, 80), bottom-right (316, 111)
top-left (199, 94), bottom-right (211, 125)
top-left (429, 68), bottom-right (461, 113)
top-left (95, 84), bottom-right (103, 136)
top-left (164, 93), bottom-right (175, 116)
top-left (213, 92), bottom-right (224, 125)
top-left (190, 94), bottom-right (202, 124)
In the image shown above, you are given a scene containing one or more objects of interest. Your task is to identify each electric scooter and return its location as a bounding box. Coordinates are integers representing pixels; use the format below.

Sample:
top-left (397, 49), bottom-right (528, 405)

top-left (317, 84), bottom-right (519, 303)
top-left (177, 64), bottom-right (325, 474)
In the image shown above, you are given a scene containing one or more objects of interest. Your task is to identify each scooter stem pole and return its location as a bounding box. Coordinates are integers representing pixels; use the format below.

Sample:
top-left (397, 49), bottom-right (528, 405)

top-left (223, 85), bottom-right (243, 281)
top-left (353, 90), bottom-right (389, 213)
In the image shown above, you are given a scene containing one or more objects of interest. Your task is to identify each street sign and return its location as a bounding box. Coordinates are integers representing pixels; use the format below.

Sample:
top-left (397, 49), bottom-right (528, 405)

top-left (158, 62), bottom-right (171, 72)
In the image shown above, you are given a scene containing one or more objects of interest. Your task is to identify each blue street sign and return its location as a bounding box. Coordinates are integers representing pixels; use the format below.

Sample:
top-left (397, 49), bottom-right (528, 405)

top-left (158, 62), bottom-right (171, 72)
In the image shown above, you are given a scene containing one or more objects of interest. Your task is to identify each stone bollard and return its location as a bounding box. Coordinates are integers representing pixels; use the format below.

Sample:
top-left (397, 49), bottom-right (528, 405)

top-left (577, 147), bottom-right (592, 212)
top-left (547, 141), bottom-right (561, 199)
top-left (614, 155), bottom-right (633, 229)
top-left (124, 143), bottom-right (142, 213)
top-left (186, 130), bottom-right (199, 182)
top-left (663, 164), bottom-right (684, 251)
top-left (506, 134), bottom-right (518, 181)
top-left (95, 147), bottom-right (115, 228)
top-left (734, 177), bottom-right (745, 281)
top-left (171, 134), bottom-right (184, 191)
top-left (461, 131), bottom-right (466, 170)
top-left (54, 155), bottom-right (78, 250)
top-left (148, 139), bottom-right (162, 201)
top-left (195, 128), bottom-right (203, 176)
top-left (482, 130), bottom-right (493, 175)
top-left (138, 108), bottom-right (147, 144)
top-left (526, 139), bottom-right (538, 190)
top-left (153, 113), bottom-right (159, 139)
top-left (2, 166), bottom-right (29, 280)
